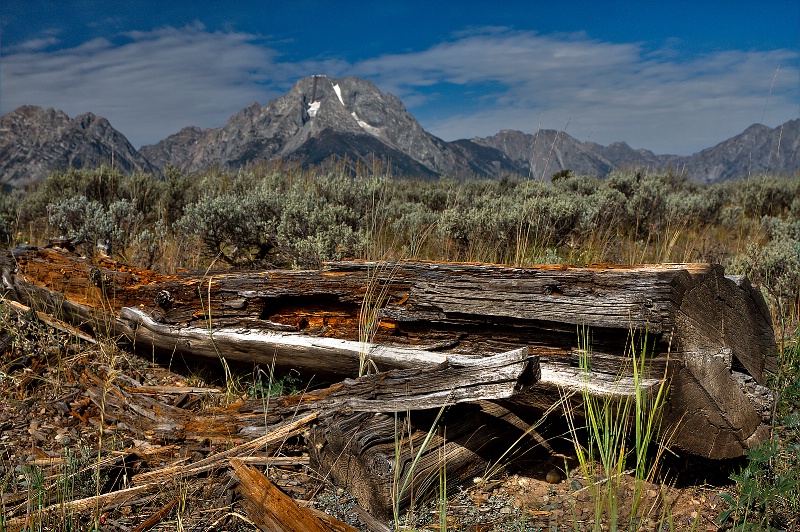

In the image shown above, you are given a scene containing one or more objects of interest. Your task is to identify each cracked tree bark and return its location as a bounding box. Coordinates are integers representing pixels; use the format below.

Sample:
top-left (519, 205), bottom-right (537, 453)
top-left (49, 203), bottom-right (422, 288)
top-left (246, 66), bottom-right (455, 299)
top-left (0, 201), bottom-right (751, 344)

top-left (1, 246), bottom-right (777, 459)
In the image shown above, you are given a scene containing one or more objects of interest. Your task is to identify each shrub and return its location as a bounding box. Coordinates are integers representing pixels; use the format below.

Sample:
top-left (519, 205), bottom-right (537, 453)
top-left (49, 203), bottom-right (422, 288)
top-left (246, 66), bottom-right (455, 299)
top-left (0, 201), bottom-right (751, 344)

top-left (731, 175), bottom-right (800, 218)
top-left (175, 186), bottom-right (280, 267)
top-left (730, 216), bottom-right (800, 325)
top-left (277, 190), bottom-right (366, 266)
top-left (47, 196), bottom-right (144, 258)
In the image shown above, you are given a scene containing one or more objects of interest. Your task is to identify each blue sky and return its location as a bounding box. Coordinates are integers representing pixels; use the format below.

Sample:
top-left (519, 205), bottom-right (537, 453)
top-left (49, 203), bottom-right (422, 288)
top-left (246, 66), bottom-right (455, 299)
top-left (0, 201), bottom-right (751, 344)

top-left (2, 1), bottom-right (798, 154)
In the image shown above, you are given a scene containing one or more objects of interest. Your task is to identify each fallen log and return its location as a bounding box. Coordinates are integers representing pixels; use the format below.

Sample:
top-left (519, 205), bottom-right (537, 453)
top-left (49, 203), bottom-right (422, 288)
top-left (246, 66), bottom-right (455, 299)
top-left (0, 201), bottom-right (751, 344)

top-left (0, 246), bottom-right (777, 458)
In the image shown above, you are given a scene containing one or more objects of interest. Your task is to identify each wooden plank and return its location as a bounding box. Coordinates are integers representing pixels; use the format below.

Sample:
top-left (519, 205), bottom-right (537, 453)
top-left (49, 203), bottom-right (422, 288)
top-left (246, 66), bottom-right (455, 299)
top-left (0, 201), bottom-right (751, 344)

top-left (230, 458), bottom-right (359, 532)
top-left (130, 412), bottom-right (317, 485)
top-left (254, 346), bottom-right (539, 413)
top-left (130, 497), bottom-right (179, 532)
top-left (1, 298), bottom-right (97, 344)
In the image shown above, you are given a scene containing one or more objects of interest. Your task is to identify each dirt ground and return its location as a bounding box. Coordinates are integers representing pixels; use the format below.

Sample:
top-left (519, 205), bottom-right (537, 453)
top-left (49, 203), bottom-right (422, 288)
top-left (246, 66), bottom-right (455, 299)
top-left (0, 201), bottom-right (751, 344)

top-left (0, 311), bottom-right (736, 531)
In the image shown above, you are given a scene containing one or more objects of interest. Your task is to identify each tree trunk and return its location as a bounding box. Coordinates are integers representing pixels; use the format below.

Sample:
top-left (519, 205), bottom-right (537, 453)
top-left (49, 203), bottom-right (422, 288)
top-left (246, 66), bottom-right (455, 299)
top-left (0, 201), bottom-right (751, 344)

top-left (1, 246), bottom-right (776, 458)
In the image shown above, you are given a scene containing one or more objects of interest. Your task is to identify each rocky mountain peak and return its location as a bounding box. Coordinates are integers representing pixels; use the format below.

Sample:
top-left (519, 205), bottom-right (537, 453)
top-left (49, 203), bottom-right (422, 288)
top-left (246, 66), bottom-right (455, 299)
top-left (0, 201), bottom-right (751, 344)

top-left (2, 77), bottom-right (798, 186)
top-left (286, 75), bottom-right (418, 148)
top-left (138, 75), bottom-right (512, 178)
top-left (0, 106), bottom-right (156, 187)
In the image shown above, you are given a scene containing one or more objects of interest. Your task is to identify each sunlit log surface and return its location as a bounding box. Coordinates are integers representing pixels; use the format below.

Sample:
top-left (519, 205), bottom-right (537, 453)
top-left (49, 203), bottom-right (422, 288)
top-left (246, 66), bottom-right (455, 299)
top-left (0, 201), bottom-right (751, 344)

top-left (1, 246), bottom-right (776, 458)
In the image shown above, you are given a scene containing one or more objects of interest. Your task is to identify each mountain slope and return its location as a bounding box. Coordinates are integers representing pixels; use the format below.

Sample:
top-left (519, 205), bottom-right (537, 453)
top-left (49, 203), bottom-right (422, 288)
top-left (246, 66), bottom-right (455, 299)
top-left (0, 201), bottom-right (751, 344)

top-left (474, 129), bottom-right (617, 179)
top-left (2, 78), bottom-right (798, 186)
top-left (679, 120), bottom-right (800, 183)
top-left (0, 105), bottom-right (156, 187)
top-left (140, 76), bottom-right (521, 178)
top-left (473, 121), bottom-right (797, 183)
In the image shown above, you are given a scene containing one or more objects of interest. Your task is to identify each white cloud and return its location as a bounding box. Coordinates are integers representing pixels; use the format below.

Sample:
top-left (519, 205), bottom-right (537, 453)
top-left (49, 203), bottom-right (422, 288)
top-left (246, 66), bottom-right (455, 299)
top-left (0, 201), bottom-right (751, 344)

top-left (349, 31), bottom-right (799, 154)
top-left (1, 25), bottom-right (289, 147)
top-left (2, 25), bottom-right (797, 154)
top-left (6, 36), bottom-right (61, 53)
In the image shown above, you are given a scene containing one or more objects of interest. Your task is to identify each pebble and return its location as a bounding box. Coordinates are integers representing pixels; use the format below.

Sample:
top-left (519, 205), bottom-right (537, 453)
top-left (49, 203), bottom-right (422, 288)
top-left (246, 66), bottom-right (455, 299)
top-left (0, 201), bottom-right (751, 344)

top-left (570, 479), bottom-right (583, 491)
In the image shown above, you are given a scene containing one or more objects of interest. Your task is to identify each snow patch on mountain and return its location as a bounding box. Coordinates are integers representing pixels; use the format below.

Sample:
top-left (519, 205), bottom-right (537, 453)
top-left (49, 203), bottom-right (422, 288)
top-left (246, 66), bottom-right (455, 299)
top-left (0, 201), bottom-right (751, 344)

top-left (307, 101), bottom-right (321, 117)
top-left (332, 83), bottom-right (345, 106)
top-left (351, 112), bottom-right (381, 136)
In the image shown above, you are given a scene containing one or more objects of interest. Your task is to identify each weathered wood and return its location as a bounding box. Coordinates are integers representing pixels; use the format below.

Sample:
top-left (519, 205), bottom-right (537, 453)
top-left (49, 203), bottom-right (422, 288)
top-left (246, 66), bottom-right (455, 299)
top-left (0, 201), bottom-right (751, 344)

top-left (308, 402), bottom-right (547, 520)
top-left (2, 248), bottom-right (776, 379)
top-left (130, 497), bottom-right (179, 532)
top-left (247, 347), bottom-right (539, 413)
top-left (1, 298), bottom-right (97, 344)
top-left (230, 458), bottom-right (359, 532)
top-left (130, 412), bottom-right (317, 485)
top-left (1, 483), bottom-right (162, 532)
top-left (0, 247), bottom-right (777, 458)
top-left (82, 348), bottom-right (538, 445)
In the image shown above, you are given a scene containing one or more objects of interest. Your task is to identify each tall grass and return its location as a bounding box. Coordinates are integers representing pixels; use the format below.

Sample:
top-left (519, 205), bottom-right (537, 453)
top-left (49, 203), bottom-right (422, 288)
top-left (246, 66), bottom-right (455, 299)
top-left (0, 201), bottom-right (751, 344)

top-left (391, 405), bottom-right (447, 527)
top-left (563, 326), bottom-right (673, 531)
top-left (358, 261), bottom-right (396, 377)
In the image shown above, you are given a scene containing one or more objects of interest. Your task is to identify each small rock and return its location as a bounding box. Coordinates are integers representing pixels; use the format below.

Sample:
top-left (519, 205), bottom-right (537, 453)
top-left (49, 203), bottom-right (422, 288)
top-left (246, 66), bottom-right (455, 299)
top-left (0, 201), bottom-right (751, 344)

top-left (545, 469), bottom-right (562, 484)
top-left (500, 506), bottom-right (512, 514)
top-left (570, 479), bottom-right (583, 491)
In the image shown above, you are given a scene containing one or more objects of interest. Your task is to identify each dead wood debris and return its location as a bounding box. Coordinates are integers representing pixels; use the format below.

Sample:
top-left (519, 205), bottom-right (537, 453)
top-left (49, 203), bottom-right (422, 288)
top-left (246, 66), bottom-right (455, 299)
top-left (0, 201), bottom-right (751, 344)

top-left (0, 282), bottom-right (749, 531)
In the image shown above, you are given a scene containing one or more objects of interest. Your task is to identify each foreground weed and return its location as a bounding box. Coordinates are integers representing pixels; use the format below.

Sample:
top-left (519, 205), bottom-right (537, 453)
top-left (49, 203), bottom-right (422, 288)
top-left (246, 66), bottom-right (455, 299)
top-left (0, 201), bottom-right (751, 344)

top-left (718, 436), bottom-right (800, 530)
top-left (358, 260), bottom-right (401, 376)
top-left (718, 329), bottom-right (800, 530)
top-left (197, 257), bottom-right (246, 404)
top-left (392, 406), bottom-right (447, 528)
top-left (563, 326), bottom-right (672, 531)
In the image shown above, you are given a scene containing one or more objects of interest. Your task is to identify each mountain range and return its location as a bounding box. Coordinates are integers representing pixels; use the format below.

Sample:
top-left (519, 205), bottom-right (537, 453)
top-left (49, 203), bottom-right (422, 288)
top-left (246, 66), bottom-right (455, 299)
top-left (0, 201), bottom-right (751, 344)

top-left (2, 75), bottom-right (798, 187)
